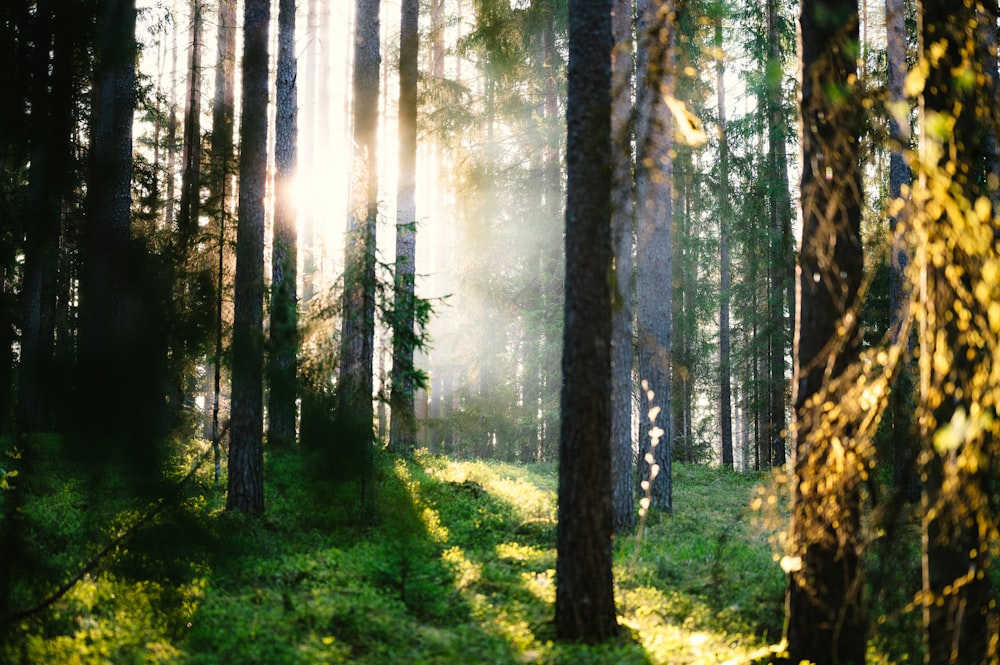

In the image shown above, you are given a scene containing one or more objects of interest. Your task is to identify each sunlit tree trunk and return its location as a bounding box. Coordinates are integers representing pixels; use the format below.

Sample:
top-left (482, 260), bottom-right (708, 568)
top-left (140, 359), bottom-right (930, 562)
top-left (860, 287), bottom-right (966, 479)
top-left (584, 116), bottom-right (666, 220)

top-left (555, 0), bottom-right (618, 642)
top-left (267, 0), bottom-right (299, 448)
top-left (635, 0), bottom-right (674, 512)
top-left (917, 0), bottom-right (997, 659)
top-left (785, 0), bottom-right (865, 662)
top-left (227, 0), bottom-right (270, 515)
top-left (715, 8), bottom-right (733, 468)
top-left (610, 0), bottom-right (636, 533)
top-left (390, 0), bottom-right (419, 454)
top-left (339, 0), bottom-right (380, 474)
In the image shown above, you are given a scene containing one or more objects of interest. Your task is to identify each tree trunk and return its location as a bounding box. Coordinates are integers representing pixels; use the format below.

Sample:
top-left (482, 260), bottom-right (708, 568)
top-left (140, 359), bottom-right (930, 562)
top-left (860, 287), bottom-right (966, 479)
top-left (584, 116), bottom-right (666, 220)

top-left (785, 0), bottom-right (866, 662)
top-left (555, 0), bottom-right (618, 642)
top-left (268, 0), bottom-right (299, 448)
top-left (227, 0), bottom-right (270, 515)
top-left (715, 9), bottom-right (733, 468)
top-left (18, 0), bottom-right (73, 434)
top-left (634, 0), bottom-right (673, 512)
top-left (339, 0), bottom-right (380, 475)
top-left (177, 0), bottom-right (203, 256)
top-left (390, 0), bottom-right (420, 454)
top-left (765, 0), bottom-right (791, 467)
top-left (208, 0), bottom-right (237, 482)
top-left (79, 0), bottom-right (138, 447)
top-left (610, 0), bottom-right (636, 533)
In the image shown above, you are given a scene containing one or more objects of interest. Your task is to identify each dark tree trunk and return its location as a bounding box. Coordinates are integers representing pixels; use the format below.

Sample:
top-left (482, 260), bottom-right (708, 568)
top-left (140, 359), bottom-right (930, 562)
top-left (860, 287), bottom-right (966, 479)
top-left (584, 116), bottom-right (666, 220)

top-left (79, 0), bottom-right (138, 448)
top-left (555, 0), bottom-right (619, 643)
top-left (390, 0), bottom-right (420, 454)
top-left (18, 0), bottom-right (75, 434)
top-left (227, 0), bottom-right (270, 515)
top-left (786, 0), bottom-right (866, 662)
top-left (268, 0), bottom-right (299, 448)
top-left (610, 0), bottom-right (635, 533)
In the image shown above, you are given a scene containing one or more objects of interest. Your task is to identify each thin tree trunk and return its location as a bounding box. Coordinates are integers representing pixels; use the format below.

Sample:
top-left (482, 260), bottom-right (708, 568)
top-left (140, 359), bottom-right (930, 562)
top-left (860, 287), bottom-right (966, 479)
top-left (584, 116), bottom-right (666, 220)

top-left (208, 0), bottom-right (236, 482)
top-left (715, 9), bottom-right (733, 468)
top-left (765, 0), bottom-right (790, 467)
top-left (390, 0), bottom-right (420, 454)
top-left (227, 0), bottom-right (270, 515)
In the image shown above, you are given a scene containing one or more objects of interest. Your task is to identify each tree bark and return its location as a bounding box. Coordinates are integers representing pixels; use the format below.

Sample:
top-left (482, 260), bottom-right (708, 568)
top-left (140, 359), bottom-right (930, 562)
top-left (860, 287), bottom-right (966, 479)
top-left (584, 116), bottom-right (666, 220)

top-left (786, 0), bottom-right (866, 662)
top-left (227, 0), bottom-right (270, 515)
top-left (556, 0), bottom-right (618, 642)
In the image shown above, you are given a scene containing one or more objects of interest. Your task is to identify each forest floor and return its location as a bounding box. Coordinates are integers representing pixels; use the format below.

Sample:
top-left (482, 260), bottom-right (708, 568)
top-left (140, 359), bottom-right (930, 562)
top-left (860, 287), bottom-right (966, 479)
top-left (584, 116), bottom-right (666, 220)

top-left (1, 436), bottom-right (924, 664)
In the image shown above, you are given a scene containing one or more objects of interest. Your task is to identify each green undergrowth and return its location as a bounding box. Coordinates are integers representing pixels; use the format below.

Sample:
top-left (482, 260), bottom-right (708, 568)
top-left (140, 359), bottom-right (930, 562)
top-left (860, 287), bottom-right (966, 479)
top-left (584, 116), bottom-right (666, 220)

top-left (2, 436), bottom-right (800, 664)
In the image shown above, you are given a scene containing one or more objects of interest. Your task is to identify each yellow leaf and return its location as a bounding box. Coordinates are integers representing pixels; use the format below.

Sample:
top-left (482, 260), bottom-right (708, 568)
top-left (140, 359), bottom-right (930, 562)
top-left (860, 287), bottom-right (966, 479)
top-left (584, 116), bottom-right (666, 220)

top-left (904, 65), bottom-right (925, 97)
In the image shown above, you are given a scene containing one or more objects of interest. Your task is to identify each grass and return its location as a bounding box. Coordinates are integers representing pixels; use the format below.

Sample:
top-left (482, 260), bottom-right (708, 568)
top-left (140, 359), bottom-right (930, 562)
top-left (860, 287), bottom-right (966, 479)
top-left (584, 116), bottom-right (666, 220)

top-left (2, 436), bottom-right (911, 664)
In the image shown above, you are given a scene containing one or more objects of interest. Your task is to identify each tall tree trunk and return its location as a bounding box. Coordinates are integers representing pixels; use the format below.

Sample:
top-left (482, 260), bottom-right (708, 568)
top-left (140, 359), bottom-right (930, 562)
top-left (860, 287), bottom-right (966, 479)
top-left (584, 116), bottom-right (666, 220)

top-left (18, 0), bottom-right (73, 434)
top-left (299, 0), bottom-right (319, 303)
top-left (227, 0), bottom-right (270, 515)
top-left (79, 0), bottom-right (138, 446)
top-left (884, 0), bottom-right (916, 499)
top-left (208, 0), bottom-right (237, 481)
top-left (339, 0), bottom-right (381, 474)
top-left (610, 0), bottom-right (636, 533)
top-left (268, 0), bottom-right (299, 448)
top-left (540, 0), bottom-right (562, 459)
top-left (765, 0), bottom-right (791, 467)
top-left (165, 0), bottom-right (180, 230)
top-left (715, 7), bottom-right (733, 468)
top-left (635, 0), bottom-right (673, 512)
top-left (917, 0), bottom-right (997, 660)
top-left (177, 0), bottom-right (203, 255)
top-left (390, 0), bottom-right (420, 454)
top-left (556, 0), bottom-right (618, 642)
top-left (785, 0), bottom-right (865, 662)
